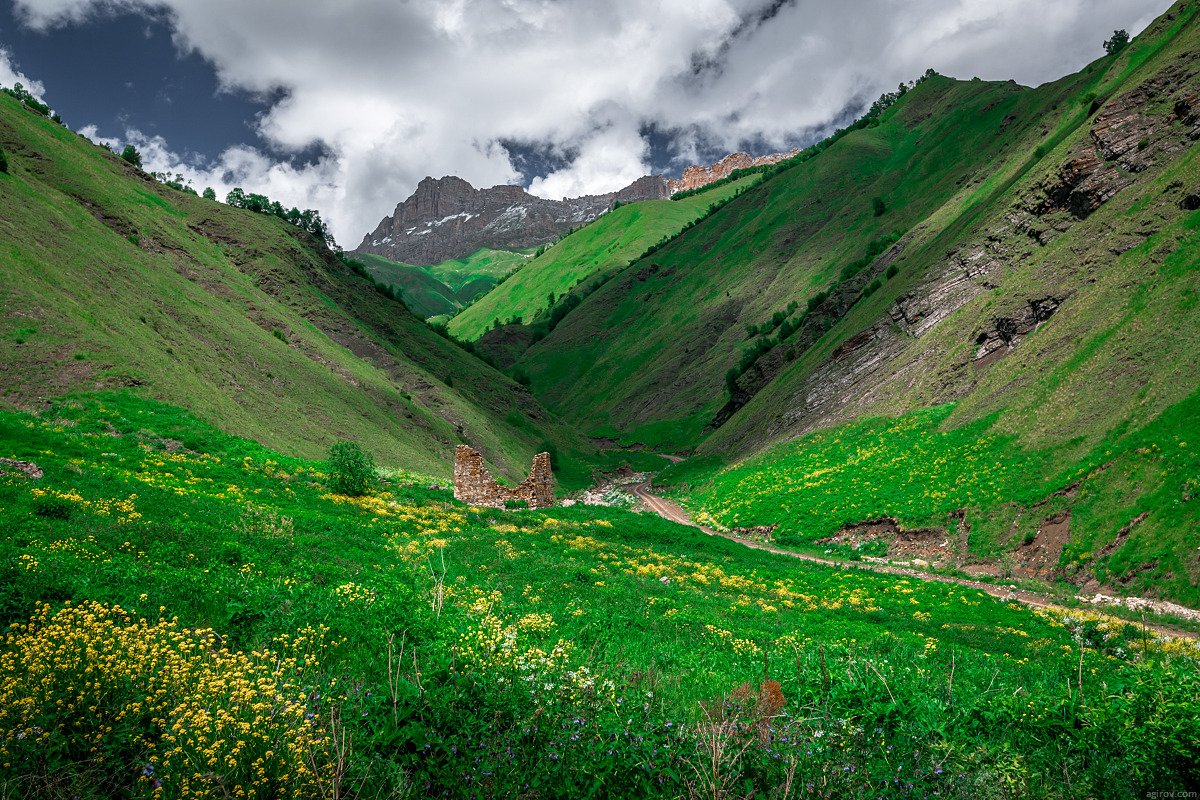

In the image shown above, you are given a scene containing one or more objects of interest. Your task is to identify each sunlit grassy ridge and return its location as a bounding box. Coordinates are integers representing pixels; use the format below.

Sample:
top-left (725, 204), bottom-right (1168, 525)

top-left (1, 396), bottom-right (1198, 797)
top-left (0, 91), bottom-right (588, 483)
top-left (448, 175), bottom-right (761, 341)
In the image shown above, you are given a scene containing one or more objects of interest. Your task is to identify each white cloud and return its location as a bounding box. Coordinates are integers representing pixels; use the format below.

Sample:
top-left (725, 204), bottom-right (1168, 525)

top-left (11, 0), bottom-right (1168, 245)
top-left (0, 47), bottom-right (45, 101)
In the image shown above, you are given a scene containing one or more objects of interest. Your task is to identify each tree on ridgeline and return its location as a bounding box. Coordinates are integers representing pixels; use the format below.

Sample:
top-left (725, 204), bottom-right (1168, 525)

top-left (1104, 29), bottom-right (1130, 54)
top-left (120, 145), bottom-right (143, 169)
top-left (223, 186), bottom-right (337, 249)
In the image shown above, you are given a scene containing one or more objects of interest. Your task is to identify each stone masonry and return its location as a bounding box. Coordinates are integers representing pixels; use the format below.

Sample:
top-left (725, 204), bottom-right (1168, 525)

top-left (453, 445), bottom-right (554, 509)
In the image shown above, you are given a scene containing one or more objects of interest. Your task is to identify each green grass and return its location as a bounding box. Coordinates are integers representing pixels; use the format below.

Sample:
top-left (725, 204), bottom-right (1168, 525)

top-left (0, 91), bottom-right (593, 484)
top-left (513, 73), bottom-right (1071, 441)
top-left (448, 176), bottom-right (761, 341)
top-left (1, 396), bottom-right (1198, 797)
top-left (354, 248), bottom-right (533, 319)
top-left (495, 3), bottom-right (1200, 601)
top-left (667, 386), bottom-right (1200, 605)
top-left (512, 2), bottom-right (1199, 463)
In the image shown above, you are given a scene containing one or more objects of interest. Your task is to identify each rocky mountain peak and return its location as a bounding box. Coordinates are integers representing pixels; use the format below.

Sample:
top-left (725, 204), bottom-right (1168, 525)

top-left (356, 175), bottom-right (668, 265)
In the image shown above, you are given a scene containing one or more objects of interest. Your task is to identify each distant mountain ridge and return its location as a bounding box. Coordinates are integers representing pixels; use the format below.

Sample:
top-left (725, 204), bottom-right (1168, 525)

top-left (355, 174), bottom-right (669, 265)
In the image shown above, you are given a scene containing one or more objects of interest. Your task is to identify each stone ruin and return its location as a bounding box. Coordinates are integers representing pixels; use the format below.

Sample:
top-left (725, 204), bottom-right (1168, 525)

top-left (453, 445), bottom-right (554, 510)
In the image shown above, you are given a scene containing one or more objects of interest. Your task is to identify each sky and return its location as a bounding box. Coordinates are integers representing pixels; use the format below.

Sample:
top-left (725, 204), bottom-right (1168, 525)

top-left (0, 0), bottom-right (1168, 247)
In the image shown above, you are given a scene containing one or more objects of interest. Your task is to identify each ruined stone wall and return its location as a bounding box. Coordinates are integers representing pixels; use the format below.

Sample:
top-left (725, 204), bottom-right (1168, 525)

top-left (453, 445), bottom-right (554, 509)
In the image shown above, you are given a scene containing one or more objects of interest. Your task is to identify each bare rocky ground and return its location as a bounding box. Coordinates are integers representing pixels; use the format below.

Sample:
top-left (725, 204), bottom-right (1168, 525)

top-left (561, 467), bottom-right (649, 509)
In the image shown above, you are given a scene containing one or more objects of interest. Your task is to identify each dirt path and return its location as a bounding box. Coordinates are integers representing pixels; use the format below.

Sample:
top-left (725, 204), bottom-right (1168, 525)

top-left (630, 482), bottom-right (1200, 639)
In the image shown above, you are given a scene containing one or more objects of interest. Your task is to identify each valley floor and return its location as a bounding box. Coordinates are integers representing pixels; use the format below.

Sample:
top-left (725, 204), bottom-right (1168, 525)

top-left (2, 393), bottom-right (1198, 799)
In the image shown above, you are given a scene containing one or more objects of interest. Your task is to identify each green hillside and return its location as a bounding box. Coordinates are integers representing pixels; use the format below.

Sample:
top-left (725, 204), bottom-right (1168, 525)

top-left (0, 91), bottom-right (589, 484)
top-left (2, 396), bottom-right (1197, 797)
top-left (512, 3), bottom-right (1200, 601)
top-left (515, 73), bottom-right (1085, 442)
top-left (354, 248), bottom-right (532, 320)
top-left (447, 175), bottom-right (761, 341)
top-left (3, 5), bottom-right (1200, 798)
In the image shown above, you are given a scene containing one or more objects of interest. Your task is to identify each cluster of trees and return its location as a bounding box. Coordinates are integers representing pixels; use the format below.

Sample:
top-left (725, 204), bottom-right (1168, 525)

top-left (2, 82), bottom-right (62, 124)
top-left (725, 232), bottom-right (906, 396)
top-left (839, 232), bottom-right (903, 281)
top-left (3, 79), bottom-right (344, 257)
top-left (225, 188), bottom-right (337, 249)
top-left (148, 171), bottom-right (199, 196)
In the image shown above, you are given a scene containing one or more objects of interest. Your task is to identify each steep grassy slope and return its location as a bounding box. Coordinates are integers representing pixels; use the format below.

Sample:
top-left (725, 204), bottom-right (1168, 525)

top-left (2, 397), bottom-right (1197, 797)
top-left (355, 248), bottom-right (532, 320)
top-left (516, 73), bottom-right (1082, 445)
top-left (447, 175), bottom-right (761, 341)
top-left (509, 3), bottom-right (1200, 600)
top-left (667, 5), bottom-right (1200, 602)
top-left (0, 92), bottom-right (589, 483)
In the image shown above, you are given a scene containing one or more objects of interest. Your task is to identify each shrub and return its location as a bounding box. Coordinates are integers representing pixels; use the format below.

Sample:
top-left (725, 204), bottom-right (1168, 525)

top-left (872, 196), bottom-right (886, 216)
top-left (202, 187), bottom-right (216, 200)
top-left (885, 264), bottom-right (899, 279)
top-left (119, 145), bottom-right (143, 169)
top-left (0, 148), bottom-right (7, 174)
top-left (327, 441), bottom-right (376, 496)
top-left (32, 493), bottom-right (72, 519)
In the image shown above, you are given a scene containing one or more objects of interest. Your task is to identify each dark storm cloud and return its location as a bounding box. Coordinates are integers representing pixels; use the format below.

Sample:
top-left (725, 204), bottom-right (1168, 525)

top-left (2, 0), bottom-right (1169, 243)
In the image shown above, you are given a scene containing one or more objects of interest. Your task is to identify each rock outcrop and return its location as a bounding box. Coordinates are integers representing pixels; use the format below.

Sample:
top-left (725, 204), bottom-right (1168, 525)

top-left (0, 458), bottom-right (42, 479)
top-left (453, 445), bottom-right (554, 509)
top-left (667, 150), bottom-right (798, 194)
top-left (356, 175), bottom-right (669, 265)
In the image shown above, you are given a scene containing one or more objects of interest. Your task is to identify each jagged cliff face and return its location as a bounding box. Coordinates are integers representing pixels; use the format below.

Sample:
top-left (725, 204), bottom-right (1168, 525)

top-left (667, 149), bottom-right (798, 194)
top-left (356, 174), bottom-right (669, 265)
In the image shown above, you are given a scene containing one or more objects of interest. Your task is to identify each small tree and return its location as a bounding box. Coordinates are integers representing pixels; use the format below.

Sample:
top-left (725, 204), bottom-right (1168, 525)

top-left (872, 196), bottom-right (886, 217)
top-left (0, 148), bottom-right (8, 174)
top-left (327, 441), bottom-right (375, 496)
top-left (120, 144), bottom-right (142, 169)
top-left (1104, 29), bottom-right (1130, 55)
top-left (202, 187), bottom-right (216, 200)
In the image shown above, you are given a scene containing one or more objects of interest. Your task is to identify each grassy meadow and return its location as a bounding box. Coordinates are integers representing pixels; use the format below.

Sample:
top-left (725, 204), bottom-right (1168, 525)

top-left (665, 387), bottom-right (1200, 607)
top-left (1, 393), bottom-right (1198, 798)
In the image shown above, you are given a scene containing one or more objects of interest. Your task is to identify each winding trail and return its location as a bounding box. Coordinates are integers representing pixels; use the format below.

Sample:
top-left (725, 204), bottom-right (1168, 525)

top-left (630, 481), bottom-right (1200, 639)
